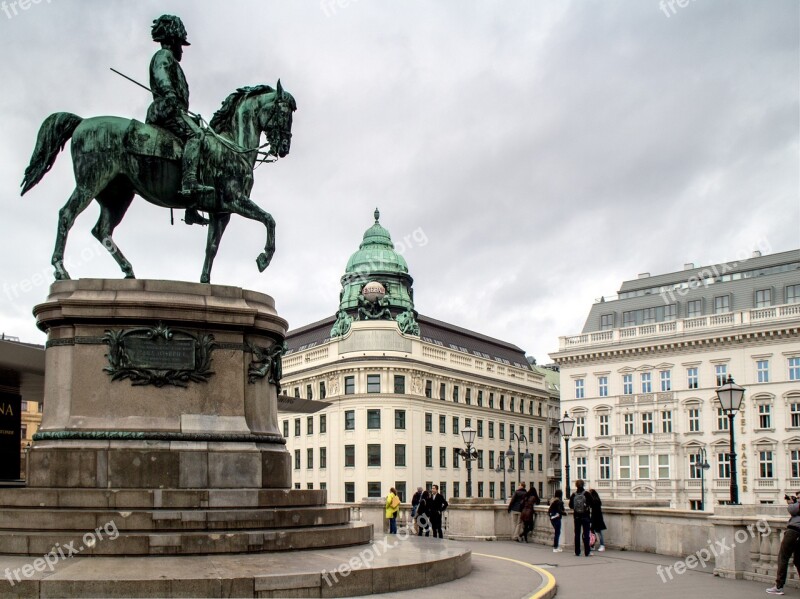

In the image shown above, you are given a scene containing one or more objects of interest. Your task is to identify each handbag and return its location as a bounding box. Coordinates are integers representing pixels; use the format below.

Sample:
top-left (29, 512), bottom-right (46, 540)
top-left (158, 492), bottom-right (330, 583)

top-left (390, 494), bottom-right (401, 509)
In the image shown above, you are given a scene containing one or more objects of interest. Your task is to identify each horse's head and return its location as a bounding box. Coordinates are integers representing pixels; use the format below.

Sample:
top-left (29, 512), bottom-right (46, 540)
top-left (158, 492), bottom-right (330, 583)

top-left (259, 80), bottom-right (296, 158)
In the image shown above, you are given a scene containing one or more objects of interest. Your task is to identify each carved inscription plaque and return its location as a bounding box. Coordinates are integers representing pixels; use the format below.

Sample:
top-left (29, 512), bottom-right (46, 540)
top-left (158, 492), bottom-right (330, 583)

top-left (125, 336), bottom-right (196, 370)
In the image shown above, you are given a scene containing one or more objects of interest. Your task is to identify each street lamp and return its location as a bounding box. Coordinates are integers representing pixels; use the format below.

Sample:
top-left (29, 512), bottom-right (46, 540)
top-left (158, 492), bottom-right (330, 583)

top-left (716, 374), bottom-right (745, 505)
top-left (507, 432), bottom-right (532, 485)
top-left (558, 411), bottom-right (576, 494)
top-left (495, 452), bottom-right (514, 501)
top-left (457, 426), bottom-right (477, 498)
top-left (695, 447), bottom-right (710, 511)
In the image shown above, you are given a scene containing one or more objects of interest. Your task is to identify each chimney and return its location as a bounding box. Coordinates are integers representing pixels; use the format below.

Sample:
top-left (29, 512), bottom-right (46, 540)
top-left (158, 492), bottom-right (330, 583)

top-left (684, 263), bottom-right (694, 270)
top-left (638, 272), bottom-right (650, 279)
top-left (752, 250), bottom-right (762, 258)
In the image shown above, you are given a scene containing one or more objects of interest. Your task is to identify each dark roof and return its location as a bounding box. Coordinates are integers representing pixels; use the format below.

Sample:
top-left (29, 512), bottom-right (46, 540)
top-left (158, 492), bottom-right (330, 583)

top-left (285, 314), bottom-right (531, 370)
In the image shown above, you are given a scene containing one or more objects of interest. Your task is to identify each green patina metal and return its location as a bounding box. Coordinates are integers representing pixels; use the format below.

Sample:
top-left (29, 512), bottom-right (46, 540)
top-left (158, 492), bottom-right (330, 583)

top-left (247, 341), bottom-right (287, 391)
top-left (330, 208), bottom-right (420, 338)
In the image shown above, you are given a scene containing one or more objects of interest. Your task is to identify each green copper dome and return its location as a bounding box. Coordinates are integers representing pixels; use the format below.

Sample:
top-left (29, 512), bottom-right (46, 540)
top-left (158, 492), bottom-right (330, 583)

top-left (344, 208), bottom-right (409, 275)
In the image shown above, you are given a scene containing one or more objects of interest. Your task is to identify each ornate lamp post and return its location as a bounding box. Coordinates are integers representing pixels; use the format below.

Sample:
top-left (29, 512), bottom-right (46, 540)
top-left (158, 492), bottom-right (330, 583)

top-left (716, 375), bottom-right (745, 505)
top-left (696, 447), bottom-right (710, 511)
top-left (507, 432), bottom-right (532, 486)
top-left (558, 411), bottom-right (576, 494)
top-left (458, 426), bottom-right (477, 498)
top-left (495, 452), bottom-right (513, 501)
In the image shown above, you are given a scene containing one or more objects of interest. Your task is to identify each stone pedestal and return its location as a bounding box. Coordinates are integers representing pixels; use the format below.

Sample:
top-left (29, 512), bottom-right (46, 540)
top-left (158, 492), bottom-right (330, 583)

top-left (30, 279), bottom-right (290, 489)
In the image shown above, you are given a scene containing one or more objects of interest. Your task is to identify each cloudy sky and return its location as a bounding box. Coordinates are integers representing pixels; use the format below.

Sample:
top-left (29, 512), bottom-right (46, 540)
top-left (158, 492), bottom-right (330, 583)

top-left (0, 0), bottom-right (797, 362)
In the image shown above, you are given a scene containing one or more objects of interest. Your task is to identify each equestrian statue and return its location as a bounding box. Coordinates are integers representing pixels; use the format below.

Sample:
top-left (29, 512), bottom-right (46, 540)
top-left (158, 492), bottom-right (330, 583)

top-left (20, 15), bottom-right (296, 284)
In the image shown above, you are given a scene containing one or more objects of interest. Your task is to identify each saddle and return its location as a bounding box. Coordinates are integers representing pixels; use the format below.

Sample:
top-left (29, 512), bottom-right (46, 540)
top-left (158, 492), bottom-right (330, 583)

top-left (123, 120), bottom-right (183, 161)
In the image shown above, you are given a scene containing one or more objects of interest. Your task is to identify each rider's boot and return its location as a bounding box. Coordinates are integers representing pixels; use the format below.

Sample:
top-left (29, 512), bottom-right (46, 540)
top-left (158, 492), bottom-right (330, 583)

top-left (180, 136), bottom-right (214, 226)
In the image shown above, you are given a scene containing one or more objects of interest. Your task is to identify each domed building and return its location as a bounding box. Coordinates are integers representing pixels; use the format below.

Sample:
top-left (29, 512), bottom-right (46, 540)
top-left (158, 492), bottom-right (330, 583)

top-left (281, 210), bottom-right (553, 506)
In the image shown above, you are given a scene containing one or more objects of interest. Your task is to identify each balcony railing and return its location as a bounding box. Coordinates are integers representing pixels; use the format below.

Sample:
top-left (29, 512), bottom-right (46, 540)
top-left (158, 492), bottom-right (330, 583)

top-left (559, 302), bottom-right (800, 350)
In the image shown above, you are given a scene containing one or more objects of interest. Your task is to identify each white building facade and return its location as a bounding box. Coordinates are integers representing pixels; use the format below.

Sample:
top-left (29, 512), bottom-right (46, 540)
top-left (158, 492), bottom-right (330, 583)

top-left (551, 250), bottom-right (800, 508)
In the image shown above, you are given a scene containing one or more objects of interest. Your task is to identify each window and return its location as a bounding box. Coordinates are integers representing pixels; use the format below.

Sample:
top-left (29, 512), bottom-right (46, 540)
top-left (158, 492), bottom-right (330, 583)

top-left (21, 400), bottom-right (28, 412)
top-left (453, 482), bottom-right (460, 498)
top-left (537, 428), bottom-right (542, 444)
top-left (345, 376), bottom-right (355, 395)
top-left (575, 416), bottom-right (586, 438)
top-left (452, 416), bottom-right (459, 436)
top-left (395, 444), bottom-right (406, 467)
top-left (367, 482), bottom-right (381, 498)
top-left (344, 445), bottom-right (355, 467)
top-left (638, 455), bottom-right (650, 479)
top-left (788, 284), bottom-right (800, 304)
top-left (792, 450), bottom-right (800, 479)
top-left (395, 482), bottom-right (406, 502)
top-left (757, 360), bottom-right (769, 383)
top-left (489, 482), bottom-right (495, 499)
top-left (453, 386), bottom-right (459, 402)
top-left (367, 409), bottom-right (381, 429)
top-left (688, 453), bottom-right (702, 479)
top-left (717, 407), bottom-right (729, 431)
top-left (367, 444), bottom-right (381, 467)
top-left (575, 378), bottom-right (585, 399)
top-left (619, 455), bottom-right (631, 479)
top-left (660, 370), bottom-right (671, 392)
top-left (715, 364), bottom-right (728, 386)
top-left (718, 453), bottom-right (730, 478)
top-left (623, 374), bottom-right (633, 395)
top-left (320, 414), bottom-right (327, 434)
top-left (499, 423), bottom-right (505, 440)
top-left (641, 412), bottom-right (653, 434)
top-left (294, 418), bottom-right (300, 436)
top-left (440, 482), bottom-right (447, 498)
top-left (478, 482), bottom-right (484, 497)
top-left (307, 416), bottom-right (313, 435)
top-left (624, 413), bottom-right (634, 435)
top-left (21, 424), bottom-right (27, 439)
top-left (598, 376), bottom-right (608, 397)
top-left (759, 450), bottom-right (774, 478)
top-left (599, 414), bottom-right (610, 437)
top-left (439, 383), bottom-right (446, 400)
top-left (537, 454), bottom-right (543, 471)
top-left (623, 311), bottom-right (636, 327)
top-left (439, 415), bottom-right (446, 434)
top-left (488, 421), bottom-right (495, 439)
top-left (687, 299), bottom-right (702, 318)
top-left (477, 390), bottom-right (483, 406)
top-left (489, 450), bottom-right (495, 470)
top-left (306, 384), bottom-right (313, 400)
top-left (664, 304), bottom-right (677, 321)
top-left (792, 403), bottom-right (800, 428)
top-left (658, 455), bottom-right (670, 479)
top-left (687, 367), bottom-right (699, 389)
top-left (425, 413), bottom-right (433, 432)
top-left (600, 314), bottom-right (614, 330)
top-left (642, 307), bottom-right (655, 324)
top-left (319, 380), bottom-right (326, 400)
top-left (661, 410), bottom-right (673, 433)
top-left (394, 375), bottom-right (405, 394)
top-left (576, 456), bottom-right (587, 479)
top-left (466, 388), bottom-right (471, 404)
top-left (477, 420), bottom-right (484, 438)
top-left (320, 447), bottom-right (327, 469)
top-left (282, 420), bottom-right (288, 437)
top-left (688, 408), bottom-right (700, 432)
top-left (294, 387), bottom-right (300, 398)
top-left (439, 447), bottom-right (447, 468)
top-left (320, 482), bottom-right (327, 490)
top-left (425, 446), bottom-right (433, 468)
top-left (755, 289), bottom-right (772, 308)
top-left (294, 449), bottom-right (300, 469)
top-left (758, 404), bottom-right (771, 429)
top-left (477, 450), bottom-right (484, 469)
top-left (452, 450), bottom-right (459, 468)
top-left (599, 456), bottom-right (611, 480)
top-left (489, 393), bottom-right (494, 408)
top-left (395, 410), bottom-right (406, 430)
top-left (367, 374), bottom-right (381, 393)
top-left (307, 448), bottom-right (313, 469)
top-left (425, 380), bottom-right (432, 398)
top-left (641, 372), bottom-right (652, 394)
top-left (790, 357), bottom-right (800, 381)
top-left (714, 295), bottom-right (730, 314)
top-left (344, 482), bottom-right (355, 503)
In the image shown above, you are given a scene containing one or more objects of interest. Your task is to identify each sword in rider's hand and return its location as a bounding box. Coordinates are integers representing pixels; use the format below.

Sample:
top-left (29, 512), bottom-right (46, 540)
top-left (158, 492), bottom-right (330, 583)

top-left (109, 68), bottom-right (202, 120)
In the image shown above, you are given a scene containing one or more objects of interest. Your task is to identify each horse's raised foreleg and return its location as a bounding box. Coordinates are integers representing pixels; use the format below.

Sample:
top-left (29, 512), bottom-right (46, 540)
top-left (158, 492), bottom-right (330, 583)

top-left (51, 186), bottom-right (95, 280)
top-left (93, 183), bottom-right (135, 278)
top-left (227, 196), bottom-right (275, 273)
top-left (200, 212), bottom-right (231, 284)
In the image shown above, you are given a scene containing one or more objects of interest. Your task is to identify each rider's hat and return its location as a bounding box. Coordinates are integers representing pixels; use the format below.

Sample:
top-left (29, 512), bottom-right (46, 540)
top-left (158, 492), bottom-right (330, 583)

top-left (151, 14), bottom-right (191, 46)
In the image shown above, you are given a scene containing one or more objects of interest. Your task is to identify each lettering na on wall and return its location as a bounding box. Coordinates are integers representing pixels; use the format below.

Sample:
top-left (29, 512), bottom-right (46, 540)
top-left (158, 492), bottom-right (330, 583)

top-left (0, 391), bottom-right (21, 480)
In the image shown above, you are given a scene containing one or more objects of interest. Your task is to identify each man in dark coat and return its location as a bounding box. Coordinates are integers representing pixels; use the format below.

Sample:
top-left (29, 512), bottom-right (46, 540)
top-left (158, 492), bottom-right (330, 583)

top-left (508, 482), bottom-right (527, 541)
top-left (569, 479), bottom-right (594, 556)
top-left (429, 485), bottom-right (448, 539)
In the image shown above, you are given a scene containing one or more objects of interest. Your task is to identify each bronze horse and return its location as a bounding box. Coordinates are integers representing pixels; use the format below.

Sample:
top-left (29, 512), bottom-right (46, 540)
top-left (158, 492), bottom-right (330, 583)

top-left (21, 82), bottom-right (296, 283)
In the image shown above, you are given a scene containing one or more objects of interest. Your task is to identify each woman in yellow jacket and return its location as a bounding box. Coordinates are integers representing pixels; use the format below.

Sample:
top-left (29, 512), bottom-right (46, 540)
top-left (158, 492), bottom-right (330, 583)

top-left (385, 487), bottom-right (400, 534)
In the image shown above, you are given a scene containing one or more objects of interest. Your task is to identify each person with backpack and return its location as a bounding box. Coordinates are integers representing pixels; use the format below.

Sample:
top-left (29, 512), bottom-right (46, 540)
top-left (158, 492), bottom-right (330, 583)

top-left (385, 487), bottom-right (401, 534)
top-left (568, 479), bottom-right (594, 556)
top-left (549, 489), bottom-right (566, 552)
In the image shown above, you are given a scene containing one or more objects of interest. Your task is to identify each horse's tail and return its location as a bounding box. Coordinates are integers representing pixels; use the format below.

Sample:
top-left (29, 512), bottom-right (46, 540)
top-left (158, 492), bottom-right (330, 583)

top-left (20, 112), bottom-right (83, 196)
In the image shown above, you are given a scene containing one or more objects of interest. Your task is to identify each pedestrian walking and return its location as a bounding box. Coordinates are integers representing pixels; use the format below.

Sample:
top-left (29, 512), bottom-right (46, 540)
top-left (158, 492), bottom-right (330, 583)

top-left (549, 489), bottom-right (566, 552)
top-left (410, 486), bottom-right (423, 534)
top-left (508, 482), bottom-right (527, 542)
top-left (568, 479), bottom-right (593, 556)
top-left (589, 488), bottom-right (607, 552)
top-left (520, 486), bottom-right (540, 543)
top-left (767, 492), bottom-right (800, 594)
top-left (416, 490), bottom-right (432, 537)
top-left (385, 487), bottom-right (400, 534)
top-left (429, 485), bottom-right (448, 538)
